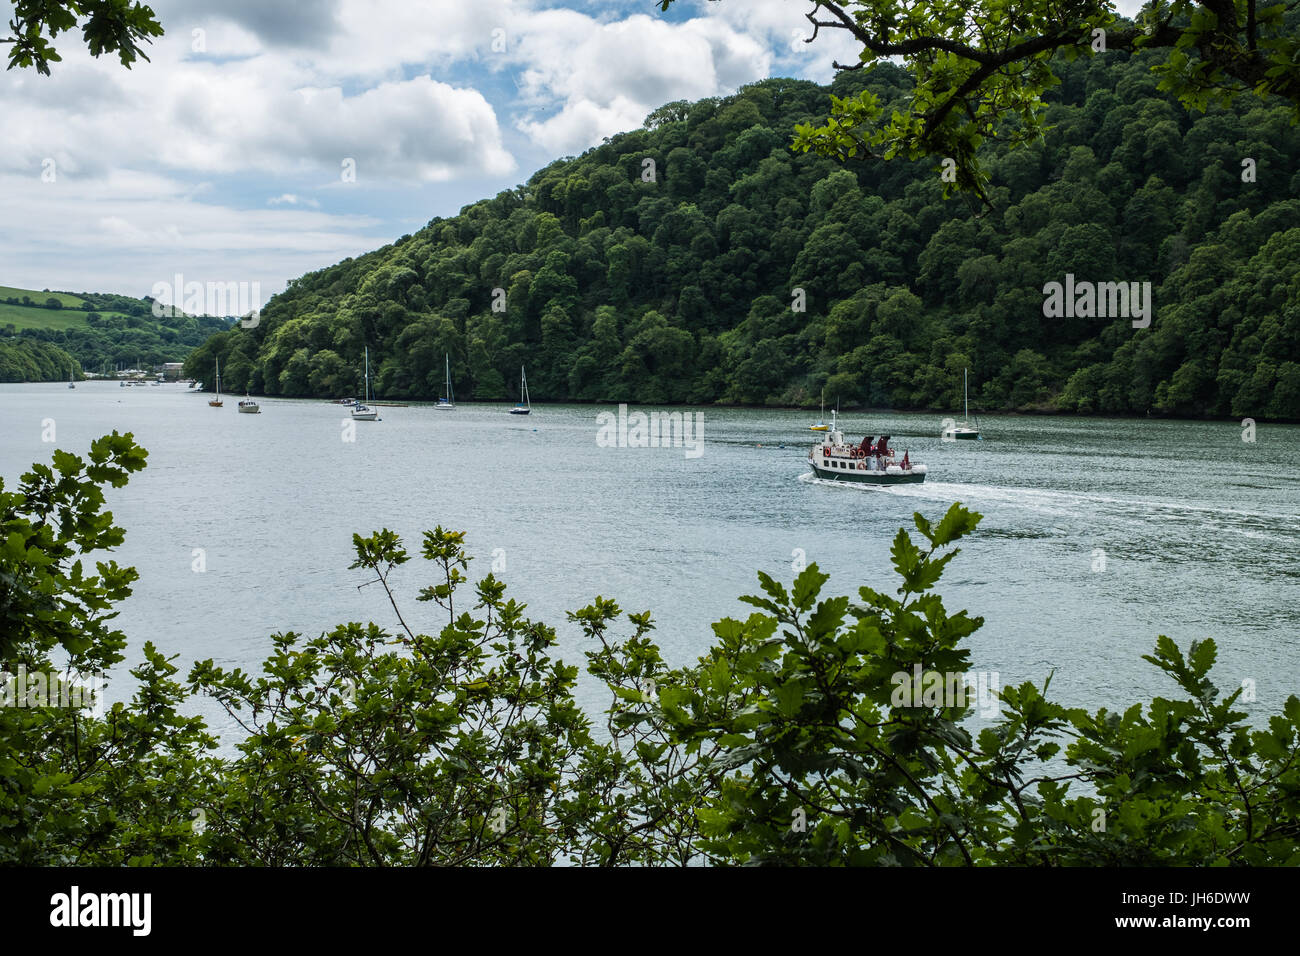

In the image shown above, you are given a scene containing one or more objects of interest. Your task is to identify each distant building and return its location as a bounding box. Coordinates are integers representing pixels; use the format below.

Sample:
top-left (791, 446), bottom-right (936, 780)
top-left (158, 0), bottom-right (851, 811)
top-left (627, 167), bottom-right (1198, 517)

top-left (159, 363), bottom-right (185, 381)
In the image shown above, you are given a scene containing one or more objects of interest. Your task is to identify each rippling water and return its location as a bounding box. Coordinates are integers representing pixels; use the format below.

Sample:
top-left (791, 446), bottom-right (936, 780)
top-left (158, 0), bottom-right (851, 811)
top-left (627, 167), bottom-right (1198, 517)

top-left (4, 381), bottom-right (1298, 741)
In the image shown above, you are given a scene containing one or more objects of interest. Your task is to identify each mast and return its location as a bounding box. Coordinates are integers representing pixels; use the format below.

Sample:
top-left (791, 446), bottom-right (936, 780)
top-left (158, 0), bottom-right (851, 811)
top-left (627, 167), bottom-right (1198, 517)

top-left (215, 358), bottom-right (221, 399)
top-left (364, 346), bottom-right (371, 403)
top-left (964, 368), bottom-right (968, 421)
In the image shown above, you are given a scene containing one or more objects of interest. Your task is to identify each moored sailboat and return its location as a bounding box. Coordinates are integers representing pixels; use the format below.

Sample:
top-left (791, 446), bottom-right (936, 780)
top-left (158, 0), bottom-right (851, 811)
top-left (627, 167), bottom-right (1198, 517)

top-left (509, 366), bottom-right (531, 415)
top-left (209, 359), bottom-right (223, 407)
top-left (351, 347), bottom-right (379, 421)
top-left (942, 368), bottom-right (981, 440)
top-left (436, 354), bottom-right (455, 409)
top-left (809, 393), bottom-right (830, 431)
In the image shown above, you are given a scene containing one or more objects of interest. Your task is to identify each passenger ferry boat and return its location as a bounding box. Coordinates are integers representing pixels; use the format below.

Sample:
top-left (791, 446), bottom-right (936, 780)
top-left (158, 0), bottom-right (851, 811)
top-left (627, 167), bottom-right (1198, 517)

top-left (808, 411), bottom-right (926, 484)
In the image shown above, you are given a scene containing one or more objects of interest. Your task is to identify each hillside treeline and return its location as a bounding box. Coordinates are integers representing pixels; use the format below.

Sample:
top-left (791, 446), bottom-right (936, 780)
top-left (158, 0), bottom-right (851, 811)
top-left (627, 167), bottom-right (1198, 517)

top-left (187, 47), bottom-right (1300, 419)
top-left (5, 300), bottom-right (228, 374)
top-left (0, 338), bottom-right (80, 382)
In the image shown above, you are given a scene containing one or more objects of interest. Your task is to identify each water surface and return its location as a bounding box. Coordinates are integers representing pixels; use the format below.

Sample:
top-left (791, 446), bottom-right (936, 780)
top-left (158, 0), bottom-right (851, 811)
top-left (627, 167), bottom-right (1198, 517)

top-left (3, 382), bottom-right (1297, 741)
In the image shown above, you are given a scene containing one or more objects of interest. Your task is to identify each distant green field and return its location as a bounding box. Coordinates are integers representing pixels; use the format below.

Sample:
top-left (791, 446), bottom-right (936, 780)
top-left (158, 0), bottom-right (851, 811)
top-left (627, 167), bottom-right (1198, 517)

top-left (0, 303), bottom-right (90, 330)
top-left (0, 284), bottom-right (141, 331)
top-left (0, 302), bottom-right (133, 331)
top-left (0, 285), bottom-right (93, 309)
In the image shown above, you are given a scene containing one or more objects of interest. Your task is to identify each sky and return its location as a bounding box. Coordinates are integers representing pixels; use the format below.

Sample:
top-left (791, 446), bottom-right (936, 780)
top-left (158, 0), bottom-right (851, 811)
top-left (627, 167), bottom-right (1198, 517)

top-left (0, 0), bottom-right (1143, 309)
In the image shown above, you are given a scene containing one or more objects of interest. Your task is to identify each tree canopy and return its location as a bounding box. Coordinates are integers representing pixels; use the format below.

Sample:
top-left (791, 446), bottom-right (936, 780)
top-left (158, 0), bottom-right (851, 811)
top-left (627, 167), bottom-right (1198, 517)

top-left (666, 0), bottom-right (1300, 202)
top-left (0, 336), bottom-right (79, 381)
top-left (3, 0), bottom-right (163, 74)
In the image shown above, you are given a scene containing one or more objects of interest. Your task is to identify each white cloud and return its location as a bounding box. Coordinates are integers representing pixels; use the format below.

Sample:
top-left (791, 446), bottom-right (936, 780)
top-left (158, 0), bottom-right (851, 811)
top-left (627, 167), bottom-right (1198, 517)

top-left (0, 2), bottom-right (841, 186)
top-left (517, 95), bottom-right (646, 156)
top-left (510, 11), bottom-right (772, 154)
top-left (325, 0), bottom-right (517, 78)
top-left (151, 70), bottom-right (516, 181)
top-left (0, 170), bottom-right (382, 301)
top-left (287, 76), bottom-right (516, 182)
top-left (0, 12), bottom-right (516, 184)
top-left (268, 193), bottom-right (321, 208)
top-left (688, 0), bottom-right (862, 79)
top-left (7, 0), bottom-right (1125, 299)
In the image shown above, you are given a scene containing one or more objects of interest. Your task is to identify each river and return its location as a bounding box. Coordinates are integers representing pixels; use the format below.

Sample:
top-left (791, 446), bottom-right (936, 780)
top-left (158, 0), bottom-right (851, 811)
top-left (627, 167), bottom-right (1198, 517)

top-left (3, 381), bottom-right (1297, 742)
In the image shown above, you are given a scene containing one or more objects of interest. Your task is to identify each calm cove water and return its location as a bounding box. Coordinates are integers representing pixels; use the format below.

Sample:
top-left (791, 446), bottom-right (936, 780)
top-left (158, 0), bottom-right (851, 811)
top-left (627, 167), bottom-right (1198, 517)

top-left (3, 381), bottom-right (1298, 743)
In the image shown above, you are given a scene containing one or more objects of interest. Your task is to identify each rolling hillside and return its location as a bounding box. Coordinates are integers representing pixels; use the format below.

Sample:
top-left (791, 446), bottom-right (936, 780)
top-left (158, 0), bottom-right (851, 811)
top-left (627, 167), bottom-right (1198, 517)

top-left (0, 284), bottom-right (230, 378)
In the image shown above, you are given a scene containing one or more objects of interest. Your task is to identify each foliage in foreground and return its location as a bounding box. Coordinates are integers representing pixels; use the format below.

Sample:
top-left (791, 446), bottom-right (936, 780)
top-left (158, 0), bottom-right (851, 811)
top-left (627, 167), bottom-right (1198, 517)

top-left (4, 0), bottom-right (164, 75)
top-left (3, 435), bottom-right (1298, 865)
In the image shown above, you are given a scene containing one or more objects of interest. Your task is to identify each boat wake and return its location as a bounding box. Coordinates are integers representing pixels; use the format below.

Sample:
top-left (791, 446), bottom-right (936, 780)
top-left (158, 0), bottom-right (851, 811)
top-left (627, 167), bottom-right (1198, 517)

top-left (895, 480), bottom-right (1298, 524)
top-left (798, 474), bottom-right (1300, 545)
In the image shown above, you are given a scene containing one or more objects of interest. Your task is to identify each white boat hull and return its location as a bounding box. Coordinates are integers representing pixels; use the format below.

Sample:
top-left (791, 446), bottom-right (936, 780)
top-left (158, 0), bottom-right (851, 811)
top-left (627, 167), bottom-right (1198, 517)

top-left (809, 459), bottom-right (925, 484)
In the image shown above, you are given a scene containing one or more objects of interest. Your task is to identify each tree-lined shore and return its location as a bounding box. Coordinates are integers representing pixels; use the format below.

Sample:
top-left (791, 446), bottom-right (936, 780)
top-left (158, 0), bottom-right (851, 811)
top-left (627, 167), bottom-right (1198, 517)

top-left (186, 42), bottom-right (1298, 419)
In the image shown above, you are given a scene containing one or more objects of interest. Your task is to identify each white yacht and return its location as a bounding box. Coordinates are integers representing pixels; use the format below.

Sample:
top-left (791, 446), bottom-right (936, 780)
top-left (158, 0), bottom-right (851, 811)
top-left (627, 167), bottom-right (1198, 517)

top-left (436, 354), bottom-right (454, 409)
top-left (352, 347), bottom-right (379, 421)
top-left (509, 366), bottom-right (531, 415)
top-left (942, 368), bottom-right (981, 440)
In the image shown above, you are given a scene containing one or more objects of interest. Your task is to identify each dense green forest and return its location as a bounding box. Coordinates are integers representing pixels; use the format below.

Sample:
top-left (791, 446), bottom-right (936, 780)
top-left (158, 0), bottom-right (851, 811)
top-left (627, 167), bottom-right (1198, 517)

top-left (0, 285), bottom-right (228, 380)
top-left (186, 43), bottom-right (1300, 419)
top-left (0, 337), bottom-right (82, 382)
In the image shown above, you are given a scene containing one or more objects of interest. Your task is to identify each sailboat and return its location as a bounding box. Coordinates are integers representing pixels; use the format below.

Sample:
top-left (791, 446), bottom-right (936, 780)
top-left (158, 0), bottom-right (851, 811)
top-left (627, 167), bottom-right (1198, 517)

top-left (509, 366), bottom-right (531, 415)
top-left (942, 368), bottom-right (981, 440)
top-left (351, 347), bottom-right (379, 421)
top-left (809, 392), bottom-right (829, 431)
top-left (436, 354), bottom-right (455, 409)
top-left (67, 366), bottom-right (75, 389)
top-left (208, 358), bottom-right (223, 407)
